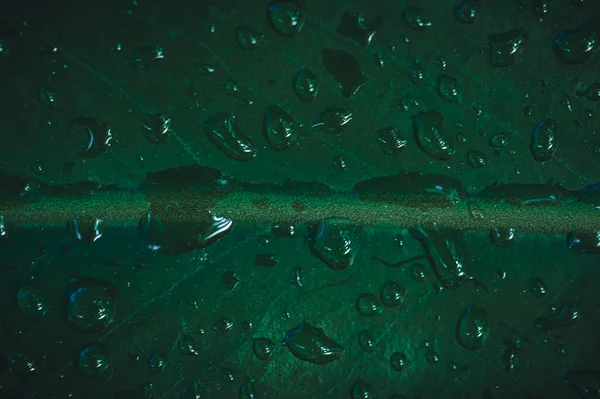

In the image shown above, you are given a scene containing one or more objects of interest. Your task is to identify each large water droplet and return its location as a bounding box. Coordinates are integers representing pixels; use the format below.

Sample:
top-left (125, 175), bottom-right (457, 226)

top-left (403, 7), bottom-right (432, 30)
top-left (454, 0), bottom-right (480, 24)
top-left (307, 219), bottom-right (360, 270)
top-left (456, 306), bottom-right (489, 351)
top-left (322, 49), bottom-right (366, 97)
top-left (412, 111), bottom-right (456, 160)
top-left (377, 127), bottom-right (407, 155)
top-left (64, 278), bottom-right (117, 332)
top-left (531, 119), bottom-right (558, 162)
top-left (351, 379), bottom-right (372, 399)
top-left (203, 113), bottom-right (257, 161)
top-left (283, 321), bottom-right (343, 365)
top-left (236, 25), bottom-right (264, 50)
top-left (141, 113), bottom-right (171, 145)
top-left (70, 117), bottom-right (113, 159)
top-left (553, 19), bottom-right (598, 64)
top-left (252, 338), bottom-right (276, 360)
top-left (487, 28), bottom-right (526, 67)
top-left (17, 284), bottom-right (49, 319)
top-left (263, 105), bottom-right (297, 151)
top-left (268, 1), bottom-right (305, 36)
top-left (77, 343), bottom-right (110, 377)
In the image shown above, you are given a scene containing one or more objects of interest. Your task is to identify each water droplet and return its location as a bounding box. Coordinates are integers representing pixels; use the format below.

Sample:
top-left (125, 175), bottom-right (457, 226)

top-left (435, 56), bottom-right (447, 70)
top-left (489, 133), bottom-right (508, 148)
top-left (567, 231), bottom-right (600, 254)
top-left (283, 321), bottom-right (343, 365)
top-left (293, 68), bottom-right (319, 101)
top-left (351, 379), bottom-right (372, 399)
top-left (264, 105), bottom-right (297, 151)
top-left (29, 161), bottom-right (44, 176)
top-left (456, 133), bottom-right (467, 144)
top-left (198, 63), bottom-right (215, 74)
top-left (531, 119), bottom-right (558, 161)
top-left (398, 94), bottom-right (420, 113)
top-left (535, 302), bottom-right (580, 331)
top-left (239, 378), bottom-right (255, 399)
top-left (38, 85), bottom-right (57, 108)
top-left (224, 79), bottom-right (239, 95)
top-left (307, 219), bottom-right (360, 270)
top-left (374, 53), bottom-right (384, 68)
top-left (412, 111), bottom-right (456, 160)
top-left (289, 266), bottom-right (303, 287)
top-left (357, 293), bottom-right (383, 316)
top-left (530, 277), bottom-right (547, 297)
top-left (332, 155), bottom-right (347, 171)
top-left (456, 306), bottom-right (489, 351)
top-left (555, 344), bottom-right (565, 355)
top-left (378, 127), bottom-right (407, 155)
top-left (425, 349), bottom-right (440, 364)
top-left (380, 281), bottom-right (406, 307)
top-left (203, 113), bottom-right (257, 162)
top-left (411, 263), bottom-right (426, 282)
top-left (533, 0), bottom-right (549, 21)
top-left (390, 352), bottom-right (407, 371)
top-left (358, 330), bottom-right (374, 353)
top-left (141, 113), bottom-right (171, 145)
top-left (524, 105), bottom-right (533, 116)
top-left (336, 13), bottom-right (383, 46)
top-left (561, 94), bottom-right (573, 112)
top-left (409, 61), bottom-right (425, 84)
top-left (77, 343), bottom-right (110, 377)
top-left (322, 48), bottom-right (366, 97)
top-left (454, 0), bottom-right (480, 24)
top-left (393, 234), bottom-right (405, 248)
top-left (437, 75), bottom-right (461, 103)
top-left (222, 271), bottom-right (240, 291)
top-left (252, 338), bottom-right (276, 360)
top-left (236, 25), bottom-right (264, 50)
top-left (214, 316), bottom-right (234, 332)
top-left (268, 1), bottom-right (305, 36)
top-left (68, 217), bottom-right (103, 244)
top-left (578, 82), bottom-right (600, 102)
top-left (490, 227), bottom-right (517, 247)
top-left (17, 284), bottom-right (49, 319)
top-left (221, 368), bottom-right (235, 383)
top-left (148, 352), bottom-right (166, 373)
top-left (255, 253), bottom-right (277, 267)
top-left (553, 19), bottom-right (598, 64)
top-left (403, 7), bottom-right (432, 30)
top-left (70, 117), bottom-right (113, 159)
top-left (466, 150), bottom-right (489, 169)
top-left (272, 224), bottom-right (294, 237)
top-left (488, 28), bottom-right (526, 67)
top-left (65, 278), bottom-right (117, 332)
top-left (312, 107), bottom-right (353, 134)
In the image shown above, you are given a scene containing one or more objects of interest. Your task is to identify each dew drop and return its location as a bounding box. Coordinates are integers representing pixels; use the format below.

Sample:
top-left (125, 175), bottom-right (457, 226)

top-left (403, 7), bottom-right (432, 30)
top-left (466, 150), bottom-right (489, 169)
top-left (203, 113), bottom-right (257, 162)
top-left (425, 349), bottom-right (440, 364)
top-left (456, 306), bottom-right (489, 351)
top-left (236, 25), bottom-right (264, 50)
top-left (358, 330), bottom-right (374, 353)
top-left (268, 1), bottom-right (305, 36)
top-left (535, 302), bottom-right (580, 331)
top-left (357, 293), bottom-right (383, 316)
top-left (454, 0), bottom-right (480, 24)
top-left (490, 227), bottom-right (517, 247)
top-left (312, 107), bottom-right (353, 134)
top-left (17, 284), bottom-right (49, 319)
top-left (255, 253), bottom-right (277, 268)
top-left (38, 85), bottom-right (56, 108)
top-left (487, 28), bottom-right (526, 67)
top-left (283, 321), bottom-right (343, 365)
top-left (223, 271), bottom-right (240, 290)
top-left (198, 63), bottom-right (215, 74)
top-left (289, 266), bottom-right (303, 287)
top-left (530, 277), bottom-right (547, 297)
top-left (221, 368), bottom-right (235, 383)
top-left (70, 117), bottom-right (113, 159)
top-left (307, 219), bottom-right (360, 270)
top-left (531, 119), bottom-right (558, 162)
top-left (263, 105), bottom-right (297, 151)
top-left (489, 133), bottom-right (508, 148)
top-left (336, 13), bottom-right (384, 46)
top-left (141, 113), bottom-right (171, 145)
top-left (77, 343), bottom-right (110, 377)
top-left (293, 68), bottom-right (319, 101)
top-left (252, 338), bottom-right (276, 360)
top-left (351, 379), bottom-right (372, 399)
top-left (410, 263), bottom-right (426, 282)
top-left (148, 352), bottom-right (166, 373)
top-left (29, 161), bottom-right (44, 176)
top-left (68, 217), bottom-right (103, 244)
top-left (65, 278), bottom-right (117, 333)
top-left (377, 127), bottom-right (407, 155)
top-left (409, 61), bottom-right (425, 84)
top-left (578, 82), bottom-right (600, 102)
top-left (390, 352), bottom-right (407, 371)
top-left (437, 75), bottom-right (461, 103)
top-left (332, 155), bottom-right (347, 172)
top-left (412, 111), bottom-right (455, 160)
top-left (380, 281), bottom-right (406, 307)
top-left (553, 19), bottom-right (598, 65)
top-left (224, 79), bottom-right (239, 95)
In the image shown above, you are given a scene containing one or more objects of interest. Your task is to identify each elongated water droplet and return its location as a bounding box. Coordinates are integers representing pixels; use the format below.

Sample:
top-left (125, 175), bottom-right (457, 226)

top-left (236, 25), bottom-right (264, 50)
top-left (263, 105), bottom-right (297, 151)
top-left (283, 321), bottom-right (343, 365)
top-left (293, 68), bottom-right (319, 101)
top-left (412, 111), bottom-right (456, 160)
top-left (531, 119), bottom-right (558, 161)
top-left (553, 19), bottom-right (598, 65)
top-left (456, 306), bottom-right (489, 351)
top-left (488, 28), bottom-right (526, 67)
top-left (203, 113), bottom-right (257, 161)
top-left (307, 219), bottom-right (360, 270)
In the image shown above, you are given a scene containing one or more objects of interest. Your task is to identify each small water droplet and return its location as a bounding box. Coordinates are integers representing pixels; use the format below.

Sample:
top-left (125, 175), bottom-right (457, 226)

top-left (312, 107), bottom-right (353, 134)
top-left (531, 119), bottom-right (558, 161)
top-left (456, 306), bottom-right (489, 351)
top-left (77, 343), bottom-right (110, 377)
top-left (293, 68), bottom-right (319, 101)
top-left (378, 127), bottom-right (407, 154)
top-left (71, 117), bottom-right (113, 159)
top-left (466, 150), bottom-right (489, 169)
top-left (490, 227), bottom-right (517, 247)
top-left (148, 352), bottom-right (166, 373)
top-left (252, 338), bottom-right (276, 360)
top-left (390, 352), bottom-right (407, 371)
top-left (357, 293), bottom-right (383, 316)
top-left (236, 25), bottom-right (264, 50)
top-left (68, 217), bottom-right (103, 244)
top-left (289, 266), bottom-right (303, 287)
top-left (221, 368), bottom-right (235, 383)
top-left (380, 281), bottom-right (406, 307)
top-left (38, 85), bottom-right (56, 108)
top-left (332, 155), bottom-right (347, 172)
top-left (351, 379), bottom-right (372, 399)
top-left (268, 1), bottom-right (305, 36)
top-left (358, 330), bottom-right (374, 353)
top-left (425, 349), bottom-right (440, 364)
top-left (411, 263), bottom-right (426, 282)
top-left (283, 322), bottom-right (343, 365)
top-left (553, 20), bottom-right (598, 64)
top-left (255, 253), bottom-right (277, 268)
top-left (578, 82), bottom-right (600, 102)
top-left (438, 75), bottom-right (460, 103)
top-left (198, 63), bottom-right (215, 74)
top-left (435, 56), bottom-right (447, 70)
top-left (561, 95), bottom-right (573, 112)
top-left (412, 111), bottom-right (456, 160)
top-left (322, 48), bottom-right (366, 97)
top-left (490, 133), bottom-right (508, 148)
top-left (29, 161), bottom-right (44, 176)
top-left (530, 277), bottom-right (547, 297)
top-left (488, 28), bottom-right (526, 67)
top-left (224, 79), bottom-right (239, 94)
top-left (307, 219), bottom-right (360, 271)
top-left (403, 7), bottom-right (432, 30)
top-left (264, 105), bottom-right (297, 151)
top-left (454, 0), bottom-right (480, 24)
top-left (203, 113), bottom-right (257, 162)
top-left (141, 113), bottom-right (171, 145)
top-left (222, 271), bottom-right (240, 290)
top-left (65, 278), bottom-right (117, 332)
top-left (17, 284), bottom-right (49, 318)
